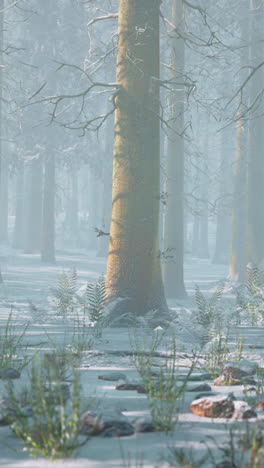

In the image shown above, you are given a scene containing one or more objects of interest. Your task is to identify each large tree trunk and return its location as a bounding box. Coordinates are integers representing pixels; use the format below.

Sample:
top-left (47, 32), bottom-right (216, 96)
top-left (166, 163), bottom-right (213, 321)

top-left (41, 154), bottom-right (55, 263)
top-left (163, 0), bottom-right (186, 298)
top-left (248, 0), bottom-right (264, 266)
top-left (106, 0), bottom-right (169, 320)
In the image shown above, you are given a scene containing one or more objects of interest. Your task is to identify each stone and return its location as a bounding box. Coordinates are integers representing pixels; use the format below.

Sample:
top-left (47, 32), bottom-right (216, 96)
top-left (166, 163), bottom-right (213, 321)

top-left (44, 382), bottom-right (70, 404)
top-left (0, 367), bottom-right (21, 380)
top-left (98, 372), bottom-right (127, 382)
top-left (190, 395), bottom-right (234, 418)
top-left (177, 373), bottom-right (213, 382)
top-left (232, 400), bottom-right (257, 420)
top-left (214, 375), bottom-right (241, 386)
top-left (134, 418), bottom-right (156, 433)
top-left (193, 392), bottom-right (218, 400)
top-left (214, 374), bottom-right (257, 386)
top-left (116, 382), bottom-right (146, 393)
top-left (81, 409), bottom-right (134, 437)
top-left (187, 383), bottom-right (212, 392)
top-left (0, 396), bottom-right (16, 425)
top-left (254, 401), bottom-right (264, 411)
top-left (223, 360), bottom-right (258, 377)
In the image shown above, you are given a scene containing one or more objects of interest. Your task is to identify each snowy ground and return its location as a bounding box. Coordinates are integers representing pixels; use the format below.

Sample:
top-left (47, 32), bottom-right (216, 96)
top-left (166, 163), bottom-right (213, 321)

top-left (0, 250), bottom-right (263, 468)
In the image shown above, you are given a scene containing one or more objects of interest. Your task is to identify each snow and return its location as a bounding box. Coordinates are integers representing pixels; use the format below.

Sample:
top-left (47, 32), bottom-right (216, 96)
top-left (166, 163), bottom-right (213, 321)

top-left (0, 250), bottom-right (263, 467)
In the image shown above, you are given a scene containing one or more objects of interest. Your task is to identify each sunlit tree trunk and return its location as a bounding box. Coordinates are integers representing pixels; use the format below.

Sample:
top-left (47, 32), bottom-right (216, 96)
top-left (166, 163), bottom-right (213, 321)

top-left (41, 154), bottom-right (55, 263)
top-left (106, 0), bottom-right (169, 318)
top-left (248, 0), bottom-right (264, 266)
top-left (163, 0), bottom-right (186, 298)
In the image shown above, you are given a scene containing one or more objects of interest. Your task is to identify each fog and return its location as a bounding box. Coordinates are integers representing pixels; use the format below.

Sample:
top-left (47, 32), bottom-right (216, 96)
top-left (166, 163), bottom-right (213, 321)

top-left (0, 1), bottom-right (263, 467)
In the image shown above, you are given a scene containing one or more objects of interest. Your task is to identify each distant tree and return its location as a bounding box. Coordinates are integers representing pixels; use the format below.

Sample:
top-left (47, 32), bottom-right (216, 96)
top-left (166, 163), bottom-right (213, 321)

top-left (163, 0), bottom-right (187, 298)
top-left (247, 0), bottom-right (264, 266)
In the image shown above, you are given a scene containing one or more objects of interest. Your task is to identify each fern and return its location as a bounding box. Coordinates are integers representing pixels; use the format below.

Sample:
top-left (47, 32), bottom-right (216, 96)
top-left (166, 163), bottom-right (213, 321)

top-left (236, 263), bottom-right (264, 325)
top-left (194, 283), bottom-right (224, 328)
top-left (51, 269), bottom-right (77, 315)
top-left (85, 276), bottom-right (106, 323)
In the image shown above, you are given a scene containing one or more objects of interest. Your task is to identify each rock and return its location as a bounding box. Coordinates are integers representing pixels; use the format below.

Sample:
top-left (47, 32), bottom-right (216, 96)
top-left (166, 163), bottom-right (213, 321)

top-left (0, 396), bottom-right (17, 425)
top-left (134, 418), bottom-right (156, 433)
top-left (193, 392), bottom-right (218, 400)
top-left (81, 409), bottom-right (134, 437)
top-left (214, 375), bottom-right (241, 386)
top-left (187, 383), bottom-right (212, 392)
top-left (190, 395), bottom-right (234, 418)
top-left (116, 382), bottom-right (146, 393)
top-left (214, 374), bottom-right (257, 386)
top-left (254, 401), bottom-right (264, 411)
top-left (0, 367), bottom-right (21, 380)
top-left (232, 400), bottom-right (257, 420)
top-left (223, 360), bottom-right (258, 377)
top-left (98, 372), bottom-right (127, 382)
top-left (177, 373), bottom-right (213, 382)
top-left (43, 382), bottom-right (70, 404)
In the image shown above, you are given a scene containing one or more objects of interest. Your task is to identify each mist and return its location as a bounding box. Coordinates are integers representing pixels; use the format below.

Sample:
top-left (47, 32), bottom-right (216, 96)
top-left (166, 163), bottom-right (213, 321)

top-left (0, 1), bottom-right (263, 467)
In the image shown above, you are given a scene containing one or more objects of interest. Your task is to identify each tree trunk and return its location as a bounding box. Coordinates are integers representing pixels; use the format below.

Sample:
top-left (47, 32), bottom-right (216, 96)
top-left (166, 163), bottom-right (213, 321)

top-left (13, 161), bottom-right (25, 249)
top-left (163, 0), bottom-right (186, 298)
top-left (197, 118), bottom-right (210, 259)
top-left (213, 127), bottom-right (232, 264)
top-left (106, 0), bottom-right (169, 319)
top-left (229, 0), bottom-right (249, 281)
top-left (97, 118), bottom-right (113, 257)
top-left (229, 117), bottom-right (247, 281)
top-left (248, 0), bottom-right (264, 266)
top-left (0, 155), bottom-right (8, 244)
top-left (24, 156), bottom-right (43, 253)
top-left (41, 154), bottom-right (55, 263)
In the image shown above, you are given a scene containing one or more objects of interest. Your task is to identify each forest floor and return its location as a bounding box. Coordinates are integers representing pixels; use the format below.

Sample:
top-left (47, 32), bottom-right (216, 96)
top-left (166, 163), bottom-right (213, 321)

top-left (0, 249), bottom-right (263, 467)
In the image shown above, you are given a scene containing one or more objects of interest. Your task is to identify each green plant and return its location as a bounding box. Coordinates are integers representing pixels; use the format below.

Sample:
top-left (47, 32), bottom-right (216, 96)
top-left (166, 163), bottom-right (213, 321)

top-left (205, 423), bottom-right (264, 468)
top-left (130, 331), bottom-right (193, 432)
top-left (50, 269), bottom-right (78, 317)
top-left (162, 446), bottom-right (208, 468)
top-left (236, 264), bottom-right (264, 326)
top-left (0, 310), bottom-right (29, 372)
top-left (6, 353), bottom-right (89, 460)
top-left (194, 284), bottom-right (225, 342)
top-left (49, 271), bottom-right (106, 336)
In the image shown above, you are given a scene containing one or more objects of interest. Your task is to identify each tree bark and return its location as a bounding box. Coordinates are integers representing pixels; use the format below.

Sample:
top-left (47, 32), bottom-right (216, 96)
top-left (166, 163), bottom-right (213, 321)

top-left (41, 154), bottom-right (55, 263)
top-left (229, 117), bottom-right (247, 281)
top-left (13, 160), bottom-right (25, 249)
top-left (213, 127), bottom-right (232, 264)
top-left (163, 0), bottom-right (187, 298)
top-left (24, 156), bottom-right (43, 253)
top-left (106, 0), bottom-right (169, 319)
top-left (248, 0), bottom-right (264, 266)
